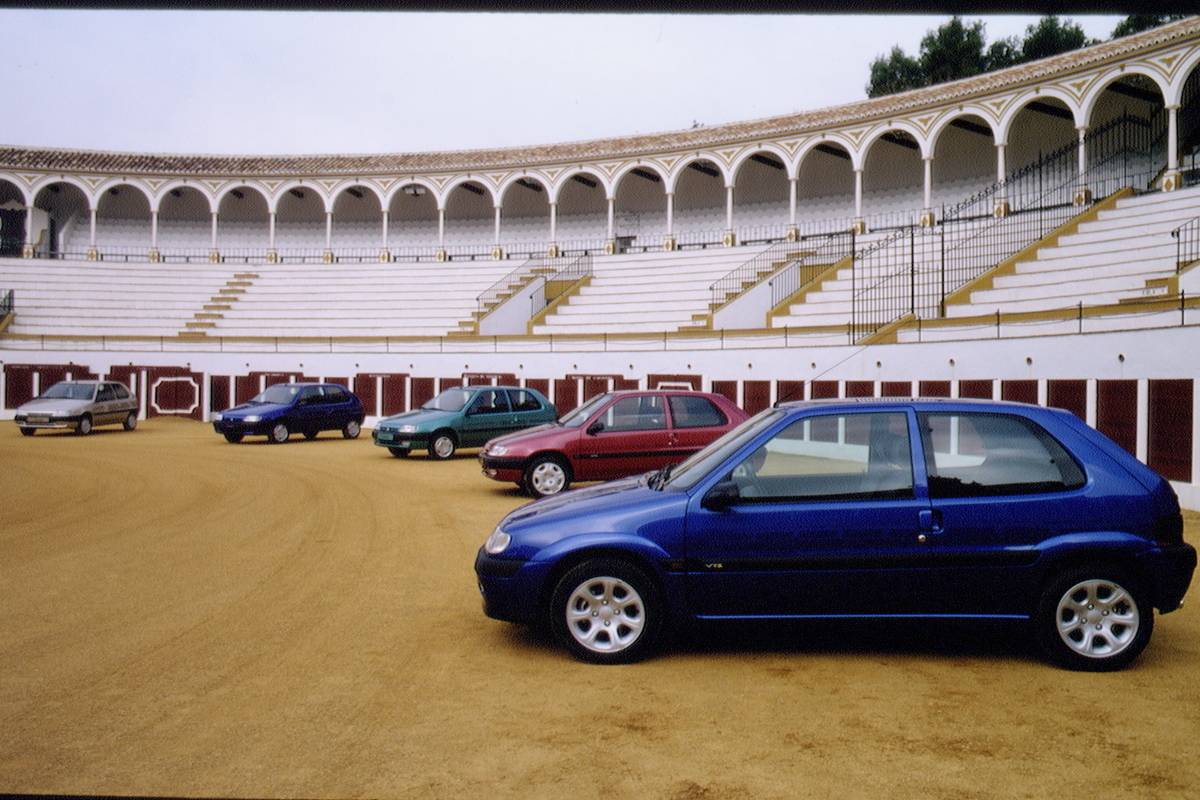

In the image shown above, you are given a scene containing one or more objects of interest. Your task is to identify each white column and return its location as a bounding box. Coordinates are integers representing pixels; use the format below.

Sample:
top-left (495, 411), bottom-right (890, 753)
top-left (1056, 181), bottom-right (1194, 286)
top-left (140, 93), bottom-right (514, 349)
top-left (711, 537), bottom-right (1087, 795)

top-left (24, 205), bottom-right (33, 251)
top-left (88, 207), bottom-right (97, 248)
top-left (996, 143), bottom-right (1006, 183)
top-left (201, 372), bottom-right (211, 423)
top-left (437, 207), bottom-right (446, 246)
top-left (324, 211), bottom-right (332, 250)
top-left (493, 205), bottom-right (501, 244)
top-left (1085, 378), bottom-right (1098, 428)
top-left (1136, 378), bottom-right (1149, 464)
top-left (606, 197), bottom-right (614, 240)
top-left (788, 178), bottom-right (797, 226)
top-left (853, 169), bottom-right (863, 218)
top-left (150, 210), bottom-right (159, 249)
top-left (724, 184), bottom-right (734, 231)
top-left (922, 157), bottom-right (932, 209)
top-left (381, 209), bottom-right (389, 247)
top-left (1077, 127), bottom-right (1088, 180)
top-left (665, 193), bottom-right (674, 235)
top-left (1167, 105), bottom-right (1180, 171)
top-left (210, 212), bottom-right (218, 249)
top-left (549, 202), bottom-right (557, 242)
top-left (268, 211), bottom-right (276, 249)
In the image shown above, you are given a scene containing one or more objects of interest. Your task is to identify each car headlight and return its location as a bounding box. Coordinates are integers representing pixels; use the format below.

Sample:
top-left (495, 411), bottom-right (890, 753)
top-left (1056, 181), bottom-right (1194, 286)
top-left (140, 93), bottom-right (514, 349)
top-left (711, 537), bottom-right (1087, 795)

top-left (399, 424), bottom-right (417, 433)
top-left (243, 415), bottom-right (261, 423)
top-left (212, 413), bottom-right (223, 422)
top-left (489, 445), bottom-right (509, 456)
top-left (484, 526), bottom-right (511, 555)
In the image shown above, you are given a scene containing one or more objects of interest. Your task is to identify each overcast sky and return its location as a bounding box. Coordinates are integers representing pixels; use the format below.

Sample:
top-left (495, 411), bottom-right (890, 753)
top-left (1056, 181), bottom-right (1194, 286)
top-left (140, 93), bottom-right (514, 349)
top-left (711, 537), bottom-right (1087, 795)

top-left (4, 10), bottom-right (1127, 156)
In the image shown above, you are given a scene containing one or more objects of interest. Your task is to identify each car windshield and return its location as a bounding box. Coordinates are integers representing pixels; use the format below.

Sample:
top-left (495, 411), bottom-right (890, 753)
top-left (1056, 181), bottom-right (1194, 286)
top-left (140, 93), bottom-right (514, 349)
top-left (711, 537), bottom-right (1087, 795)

top-left (251, 384), bottom-right (302, 405)
top-left (663, 408), bottom-right (786, 490)
top-left (559, 393), bottom-right (611, 427)
top-left (423, 388), bottom-right (472, 412)
top-left (39, 382), bottom-right (95, 401)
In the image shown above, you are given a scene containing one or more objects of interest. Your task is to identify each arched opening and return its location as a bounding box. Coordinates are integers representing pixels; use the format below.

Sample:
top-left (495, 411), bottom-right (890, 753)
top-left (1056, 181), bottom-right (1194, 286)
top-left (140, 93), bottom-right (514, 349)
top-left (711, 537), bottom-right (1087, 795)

top-left (673, 158), bottom-right (725, 244)
top-left (216, 186), bottom-right (270, 255)
top-left (331, 186), bottom-right (383, 254)
top-left (931, 115), bottom-right (997, 209)
top-left (499, 177), bottom-right (549, 249)
top-left (555, 173), bottom-right (607, 247)
top-left (795, 142), bottom-right (854, 232)
top-left (0, 179), bottom-right (26, 256)
top-left (274, 186), bottom-right (325, 254)
top-left (1180, 63), bottom-right (1200, 180)
top-left (1086, 73), bottom-right (1167, 192)
top-left (731, 151), bottom-right (789, 239)
top-left (158, 186), bottom-right (212, 257)
top-left (861, 130), bottom-right (923, 226)
top-left (387, 184), bottom-right (438, 254)
top-left (95, 184), bottom-right (152, 255)
top-left (443, 180), bottom-right (493, 249)
top-left (612, 167), bottom-right (666, 246)
top-left (33, 182), bottom-right (89, 257)
top-left (1005, 96), bottom-right (1077, 188)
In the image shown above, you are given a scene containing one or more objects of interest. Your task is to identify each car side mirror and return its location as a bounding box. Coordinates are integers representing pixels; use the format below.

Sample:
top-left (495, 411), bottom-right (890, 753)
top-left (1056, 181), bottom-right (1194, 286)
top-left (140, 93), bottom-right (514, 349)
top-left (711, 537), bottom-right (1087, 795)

top-left (701, 480), bottom-right (741, 512)
top-left (587, 420), bottom-right (605, 435)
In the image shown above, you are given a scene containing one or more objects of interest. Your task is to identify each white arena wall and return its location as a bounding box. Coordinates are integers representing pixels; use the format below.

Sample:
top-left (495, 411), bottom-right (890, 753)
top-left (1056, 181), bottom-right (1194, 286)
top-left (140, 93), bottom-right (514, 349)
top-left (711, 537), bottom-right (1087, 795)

top-left (2, 325), bottom-right (1198, 508)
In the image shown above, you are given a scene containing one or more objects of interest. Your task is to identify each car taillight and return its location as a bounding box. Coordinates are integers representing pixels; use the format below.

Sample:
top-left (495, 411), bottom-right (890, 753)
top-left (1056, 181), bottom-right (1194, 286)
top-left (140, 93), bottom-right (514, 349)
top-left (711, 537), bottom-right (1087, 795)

top-left (1154, 510), bottom-right (1184, 546)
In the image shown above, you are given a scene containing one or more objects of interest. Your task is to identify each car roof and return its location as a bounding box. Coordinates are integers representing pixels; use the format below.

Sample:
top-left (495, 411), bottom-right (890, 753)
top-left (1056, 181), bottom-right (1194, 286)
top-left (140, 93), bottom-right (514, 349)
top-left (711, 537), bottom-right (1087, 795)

top-left (775, 397), bottom-right (1045, 412)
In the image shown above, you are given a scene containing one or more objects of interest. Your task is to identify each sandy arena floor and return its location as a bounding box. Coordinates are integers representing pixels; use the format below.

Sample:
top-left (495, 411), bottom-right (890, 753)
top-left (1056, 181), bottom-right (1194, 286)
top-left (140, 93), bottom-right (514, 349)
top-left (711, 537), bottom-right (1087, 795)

top-left (1, 417), bottom-right (1198, 799)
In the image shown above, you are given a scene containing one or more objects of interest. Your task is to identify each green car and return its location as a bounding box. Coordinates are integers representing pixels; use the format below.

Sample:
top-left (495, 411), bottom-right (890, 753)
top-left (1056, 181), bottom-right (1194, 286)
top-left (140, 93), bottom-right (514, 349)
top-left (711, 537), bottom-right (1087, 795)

top-left (372, 385), bottom-right (557, 459)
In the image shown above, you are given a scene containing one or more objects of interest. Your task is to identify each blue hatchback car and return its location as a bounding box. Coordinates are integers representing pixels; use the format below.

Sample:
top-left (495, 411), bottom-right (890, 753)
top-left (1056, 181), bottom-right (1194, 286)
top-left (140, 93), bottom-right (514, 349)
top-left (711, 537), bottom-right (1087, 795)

top-left (475, 399), bottom-right (1196, 670)
top-left (213, 382), bottom-right (365, 444)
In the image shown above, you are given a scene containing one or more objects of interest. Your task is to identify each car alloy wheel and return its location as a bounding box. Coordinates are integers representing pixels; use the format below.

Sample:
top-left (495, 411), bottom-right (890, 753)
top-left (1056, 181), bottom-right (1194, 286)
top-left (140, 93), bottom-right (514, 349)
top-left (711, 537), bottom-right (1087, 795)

top-left (1036, 565), bottom-right (1152, 672)
top-left (271, 423), bottom-right (290, 444)
top-left (343, 420), bottom-right (361, 439)
top-left (526, 456), bottom-right (569, 498)
top-left (123, 412), bottom-right (138, 431)
top-left (430, 432), bottom-right (456, 460)
top-left (77, 415), bottom-right (93, 436)
top-left (550, 558), bottom-right (661, 664)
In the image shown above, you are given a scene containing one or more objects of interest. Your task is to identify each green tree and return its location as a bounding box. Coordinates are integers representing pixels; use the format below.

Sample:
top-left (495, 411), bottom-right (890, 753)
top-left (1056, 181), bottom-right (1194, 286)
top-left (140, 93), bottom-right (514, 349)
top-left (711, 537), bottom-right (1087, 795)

top-left (918, 17), bottom-right (988, 86)
top-left (1020, 16), bottom-right (1092, 62)
top-left (1111, 15), bottom-right (1186, 39)
top-left (985, 37), bottom-right (1022, 72)
top-left (867, 46), bottom-right (925, 98)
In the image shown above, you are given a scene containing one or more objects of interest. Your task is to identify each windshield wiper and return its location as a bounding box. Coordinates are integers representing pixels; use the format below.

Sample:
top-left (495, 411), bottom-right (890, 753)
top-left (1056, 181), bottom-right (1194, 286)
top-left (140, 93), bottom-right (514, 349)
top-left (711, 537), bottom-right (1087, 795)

top-left (648, 464), bottom-right (672, 491)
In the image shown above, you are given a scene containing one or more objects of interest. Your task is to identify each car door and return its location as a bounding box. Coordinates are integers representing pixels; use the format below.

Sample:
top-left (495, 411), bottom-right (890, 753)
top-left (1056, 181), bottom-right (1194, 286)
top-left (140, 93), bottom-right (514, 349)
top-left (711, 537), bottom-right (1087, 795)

top-left (915, 410), bottom-right (1091, 616)
top-left (666, 394), bottom-right (731, 458)
top-left (575, 393), bottom-right (672, 481)
top-left (293, 386), bottom-right (325, 431)
top-left (685, 409), bottom-right (936, 618)
top-left (505, 388), bottom-right (548, 433)
top-left (460, 388), bottom-right (513, 447)
top-left (94, 383), bottom-right (118, 424)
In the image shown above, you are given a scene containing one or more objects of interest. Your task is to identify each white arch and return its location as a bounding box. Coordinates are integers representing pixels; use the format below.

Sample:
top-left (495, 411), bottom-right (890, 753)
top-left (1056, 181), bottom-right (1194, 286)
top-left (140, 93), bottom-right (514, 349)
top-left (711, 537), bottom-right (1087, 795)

top-left (496, 172), bottom-right (552, 206)
top-left (92, 178), bottom-right (154, 214)
top-left (152, 180), bottom-right (217, 214)
top-left (1166, 44), bottom-right (1200, 107)
top-left (610, 161), bottom-right (671, 196)
top-left (666, 153), bottom-right (733, 194)
top-left (926, 106), bottom-right (1001, 154)
top-left (1079, 65), bottom-right (1170, 128)
top-left (383, 177), bottom-right (442, 209)
top-left (995, 87), bottom-right (1084, 145)
top-left (214, 183), bottom-right (272, 214)
top-left (439, 175), bottom-right (499, 210)
top-left (270, 179), bottom-right (333, 214)
top-left (857, 120), bottom-right (932, 167)
top-left (792, 135), bottom-right (857, 176)
top-left (30, 174), bottom-right (97, 210)
top-left (0, 172), bottom-right (32, 206)
top-left (549, 166), bottom-right (613, 204)
top-left (729, 143), bottom-right (800, 181)
top-left (329, 180), bottom-right (386, 213)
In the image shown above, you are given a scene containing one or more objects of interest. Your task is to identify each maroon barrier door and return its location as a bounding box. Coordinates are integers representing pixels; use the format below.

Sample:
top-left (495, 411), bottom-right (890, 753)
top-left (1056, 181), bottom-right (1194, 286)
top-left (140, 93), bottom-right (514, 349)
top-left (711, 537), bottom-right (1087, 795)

top-left (743, 381), bottom-right (771, 414)
top-left (1148, 379), bottom-right (1193, 482)
top-left (1096, 380), bottom-right (1137, 456)
top-left (409, 378), bottom-right (435, 410)
top-left (1047, 380), bottom-right (1086, 420)
top-left (4, 364), bottom-right (35, 408)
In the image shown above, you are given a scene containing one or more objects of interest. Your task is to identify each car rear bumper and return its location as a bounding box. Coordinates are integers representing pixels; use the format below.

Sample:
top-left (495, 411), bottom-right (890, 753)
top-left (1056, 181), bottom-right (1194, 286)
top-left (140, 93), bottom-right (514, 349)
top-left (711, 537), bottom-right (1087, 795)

top-left (1138, 543), bottom-right (1198, 613)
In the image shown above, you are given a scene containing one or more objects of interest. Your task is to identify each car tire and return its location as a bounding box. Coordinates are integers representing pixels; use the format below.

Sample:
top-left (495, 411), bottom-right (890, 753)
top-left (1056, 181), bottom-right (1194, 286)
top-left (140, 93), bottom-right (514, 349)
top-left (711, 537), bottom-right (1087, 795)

top-left (388, 447), bottom-right (409, 458)
top-left (342, 419), bottom-right (361, 439)
top-left (270, 422), bottom-right (290, 444)
top-left (1034, 564), bottom-right (1153, 672)
top-left (122, 412), bottom-right (138, 431)
top-left (429, 430), bottom-right (456, 460)
top-left (77, 414), bottom-right (93, 436)
top-left (224, 432), bottom-right (244, 444)
top-left (524, 455), bottom-right (571, 498)
top-left (19, 427), bottom-right (35, 437)
top-left (549, 558), bottom-right (662, 665)
top-left (304, 430), bottom-right (319, 441)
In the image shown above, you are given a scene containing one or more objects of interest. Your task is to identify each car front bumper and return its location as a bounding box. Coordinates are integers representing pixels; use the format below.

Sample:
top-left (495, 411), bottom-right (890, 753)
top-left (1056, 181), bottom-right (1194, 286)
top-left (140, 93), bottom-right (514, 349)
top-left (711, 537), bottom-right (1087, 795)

top-left (15, 414), bottom-right (84, 429)
top-left (479, 453), bottom-right (528, 482)
top-left (212, 418), bottom-right (277, 437)
top-left (372, 429), bottom-right (430, 450)
top-left (474, 547), bottom-right (551, 624)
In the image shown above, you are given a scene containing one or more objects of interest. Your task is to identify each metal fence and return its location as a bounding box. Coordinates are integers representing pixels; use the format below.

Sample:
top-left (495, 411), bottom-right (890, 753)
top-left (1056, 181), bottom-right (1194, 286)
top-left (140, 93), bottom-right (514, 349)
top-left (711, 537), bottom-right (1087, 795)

top-left (1173, 216), bottom-right (1200, 272)
top-left (530, 253), bottom-right (592, 319)
top-left (0, 288), bottom-right (12, 319)
top-left (769, 231), bottom-right (857, 310)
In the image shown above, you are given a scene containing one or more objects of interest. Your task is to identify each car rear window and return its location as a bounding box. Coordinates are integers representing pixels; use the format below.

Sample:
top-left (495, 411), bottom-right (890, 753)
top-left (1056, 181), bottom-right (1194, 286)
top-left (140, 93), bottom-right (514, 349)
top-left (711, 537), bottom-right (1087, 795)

top-left (668, 395), bottom-right (727, 429)
top-left (918, 412), bottom-right (1086, 497)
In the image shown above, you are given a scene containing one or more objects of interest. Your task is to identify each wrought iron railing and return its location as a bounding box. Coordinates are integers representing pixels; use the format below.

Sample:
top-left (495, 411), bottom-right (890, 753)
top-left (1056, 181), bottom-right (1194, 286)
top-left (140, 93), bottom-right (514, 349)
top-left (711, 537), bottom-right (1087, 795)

top-left (1174, 216), bottom-right (1200, 273)
top-left (710, 239), bottom-right (801, 310)
top-left (769, 231), bottom-right (858, 310)
top-left (0, 289), bottom-right (13, 319)
top-left (848, 110), bottom-right (1167, 342)
top-left (477, 256), bottom-right (543, 315)
top-left (530, 253), bottom-right (592, 319)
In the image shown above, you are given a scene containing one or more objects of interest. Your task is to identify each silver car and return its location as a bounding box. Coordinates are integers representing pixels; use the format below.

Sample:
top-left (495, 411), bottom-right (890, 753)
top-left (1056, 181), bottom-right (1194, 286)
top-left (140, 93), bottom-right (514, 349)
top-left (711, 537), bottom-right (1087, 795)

top-left (14, 380), bottom-right (140, 436)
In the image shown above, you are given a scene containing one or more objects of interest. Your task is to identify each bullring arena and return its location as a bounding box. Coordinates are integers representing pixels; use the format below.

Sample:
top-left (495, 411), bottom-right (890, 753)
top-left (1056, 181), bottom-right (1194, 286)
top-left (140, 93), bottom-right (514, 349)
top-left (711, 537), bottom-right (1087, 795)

top-left (3, 15), bottom-right (1200, 800)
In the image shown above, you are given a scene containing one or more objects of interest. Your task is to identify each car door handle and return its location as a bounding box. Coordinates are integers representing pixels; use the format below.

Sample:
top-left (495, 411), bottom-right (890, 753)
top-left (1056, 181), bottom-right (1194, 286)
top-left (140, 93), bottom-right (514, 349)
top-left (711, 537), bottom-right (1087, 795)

top-left (918, 509), bottom-right (943, 538)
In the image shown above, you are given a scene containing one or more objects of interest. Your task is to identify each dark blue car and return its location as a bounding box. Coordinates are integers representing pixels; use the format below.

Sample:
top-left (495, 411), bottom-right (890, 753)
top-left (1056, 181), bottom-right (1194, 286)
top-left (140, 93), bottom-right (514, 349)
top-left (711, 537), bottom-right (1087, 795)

top-left (476, 399), bottom-right (1196, 670)
top-left (213, 382), bottom-right (365, 444)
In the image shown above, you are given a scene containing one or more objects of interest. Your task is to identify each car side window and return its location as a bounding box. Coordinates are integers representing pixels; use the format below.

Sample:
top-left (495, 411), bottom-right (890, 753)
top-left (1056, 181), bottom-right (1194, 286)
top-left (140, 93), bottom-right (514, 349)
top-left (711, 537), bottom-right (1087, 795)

top-left (113, 384), bottom-right (131, 400)
top-left (324, 387), bottom-right (346, 403)
top-left (918, 412), bottom-right (1086, 498)
top-left (507, 389), bottom-right (542, 413)
top-left (470, 389), bottom-right (511, 415)
top-left (600, 395), bottom-right (667, 432)
top-left (299, 387), bottom-right (322, 405)
top-left (668, 395), bottom-right (727, 429)
top-left (96, 385), bottom-right (115, 402)
top-left (728, 412), bottom-right (914, 502)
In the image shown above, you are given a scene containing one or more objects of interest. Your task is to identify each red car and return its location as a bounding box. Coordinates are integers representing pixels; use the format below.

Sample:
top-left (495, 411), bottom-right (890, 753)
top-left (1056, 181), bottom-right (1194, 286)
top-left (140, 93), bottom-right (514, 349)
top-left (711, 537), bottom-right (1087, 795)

top-left (479, 389), bottom-right (749, 498)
